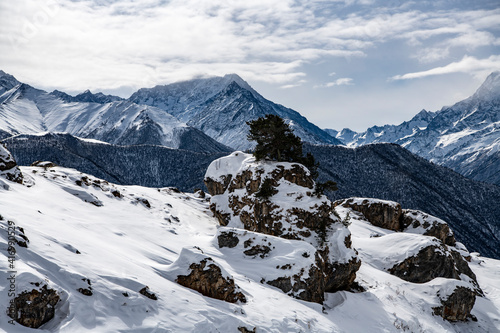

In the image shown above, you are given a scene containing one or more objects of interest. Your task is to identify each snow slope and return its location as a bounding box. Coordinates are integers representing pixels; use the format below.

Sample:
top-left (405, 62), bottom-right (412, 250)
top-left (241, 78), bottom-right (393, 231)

top-left (0, 164), bottom-right (499, 332)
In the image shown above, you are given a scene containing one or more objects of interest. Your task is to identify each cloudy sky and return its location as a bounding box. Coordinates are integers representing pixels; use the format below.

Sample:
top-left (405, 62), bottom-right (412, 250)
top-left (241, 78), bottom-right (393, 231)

top-left (1, 0), bottom-right (499, 131)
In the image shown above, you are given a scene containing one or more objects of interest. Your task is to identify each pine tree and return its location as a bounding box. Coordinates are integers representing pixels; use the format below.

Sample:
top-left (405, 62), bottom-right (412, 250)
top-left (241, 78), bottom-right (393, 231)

top-left (247, 114), bottom-right (338, 197)
top-left (247, 114), bottom-right (303, 162)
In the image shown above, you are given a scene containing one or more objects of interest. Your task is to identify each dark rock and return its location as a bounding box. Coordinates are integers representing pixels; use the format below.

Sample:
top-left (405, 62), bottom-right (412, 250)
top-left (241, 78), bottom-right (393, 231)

top-left (267, 264), bottom-right (326, 304)
top-left (433, 287), bottom-right (476, 321)
top-left (137, 198), bottom-right (151, 208)
top-left (238, 326), bottom-right (256, 333)
top-left (402, 209), bottom-right (456, 246)
top-left (176, 259), bottom-right (246, 303)
top-left (324, 257), bottom-right (362, 292)
top-left (111, 190), bottom-right (122, 198)
top-left (31, 161), bottom-right (57, 168)
top-left (389, 245), bottom-right (479, 287)
top-left (217, 231), bottom-right (240, 248)
top-left (338, 198), bottom-right (402, 231)
top-left (7, 285), bottom-right (60, 328)
top-left (0, 144), bottom-right (23, 184)
top-left (243, 245), bottom-right (271, 258)
top-left (139, 286), bottom-right (158, 300)
top-left (77, 288), bottom-right (93, 296)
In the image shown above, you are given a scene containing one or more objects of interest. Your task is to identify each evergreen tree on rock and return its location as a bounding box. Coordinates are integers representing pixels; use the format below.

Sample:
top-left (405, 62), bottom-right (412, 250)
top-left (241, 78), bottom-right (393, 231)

top-left (247, 114), bottom-right (303, 163)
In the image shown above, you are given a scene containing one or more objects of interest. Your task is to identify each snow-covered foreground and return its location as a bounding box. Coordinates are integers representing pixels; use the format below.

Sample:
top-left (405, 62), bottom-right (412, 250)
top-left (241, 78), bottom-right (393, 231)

top-left (0, 166), bottom-right (499, 332)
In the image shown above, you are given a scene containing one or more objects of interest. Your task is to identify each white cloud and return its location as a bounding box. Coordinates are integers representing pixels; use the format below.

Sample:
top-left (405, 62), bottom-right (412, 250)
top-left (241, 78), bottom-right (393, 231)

top-left (315, 78), bottom-right (354, 88)
top-left (391, 55), bottom-right (500, 81)
top-left (0, 0), bottom-right (499, 97)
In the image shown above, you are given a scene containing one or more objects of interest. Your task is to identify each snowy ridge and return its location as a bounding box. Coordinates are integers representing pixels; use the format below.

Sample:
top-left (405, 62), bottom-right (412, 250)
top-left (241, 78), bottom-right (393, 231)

top-left (130, 74), bottom-right (341, 150)
top-left (0, 162), bottom-right (499, 332)
top-left (329, 72), bottom-right (500, 186)
top-left (0, 71), bottom-right (230, 153)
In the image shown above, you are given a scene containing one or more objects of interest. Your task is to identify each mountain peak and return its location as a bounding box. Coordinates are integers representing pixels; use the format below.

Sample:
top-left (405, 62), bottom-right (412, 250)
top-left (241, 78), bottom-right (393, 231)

top-left (0, 70), bottom-right (21, 90)
top-left (472, 71), bottom-right (500, 101)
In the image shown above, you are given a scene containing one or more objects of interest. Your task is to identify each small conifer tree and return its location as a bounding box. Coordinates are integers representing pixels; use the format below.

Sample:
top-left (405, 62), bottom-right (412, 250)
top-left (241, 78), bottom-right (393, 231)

top-left (247, 114), bottom-right (303, 162)
top-left (247, 114), bottom-right (338, 198)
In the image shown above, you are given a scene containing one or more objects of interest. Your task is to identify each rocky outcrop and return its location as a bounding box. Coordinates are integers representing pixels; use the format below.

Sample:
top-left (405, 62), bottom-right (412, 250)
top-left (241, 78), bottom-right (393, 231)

top-left (204, 152), bottom-right (360, 303)
top-left (0, 144), bottom-right (23, 184)
top-left (336, 198), bottom-right (456, 245)
top-left (216, 227), bottom-right (331, 303)
top-left (388, 245), bottom-right (477, 285)
top-left (401, 209), bottom-right (456, 246)
top-left (168, 247), bottom-right (246, 304)
top-left (433, 286), bottom-right (476, 321)
top-left (337, 198), bottom-right (402, 231)
top-left (8, 285), bottom-right (60, 328)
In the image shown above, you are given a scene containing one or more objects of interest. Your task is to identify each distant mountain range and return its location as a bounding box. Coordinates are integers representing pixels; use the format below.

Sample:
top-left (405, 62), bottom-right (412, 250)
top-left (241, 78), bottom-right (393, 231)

top-left (327, 72), bottom-right (500, 186)
top-left (0, 70), bottom-right (340, 151)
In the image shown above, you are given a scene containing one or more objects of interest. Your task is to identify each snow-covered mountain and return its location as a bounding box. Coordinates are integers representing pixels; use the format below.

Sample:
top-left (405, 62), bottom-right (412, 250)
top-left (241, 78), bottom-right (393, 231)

top-left (329, 72), bottom-right (500, 186)
top-left (1, 148), bottom-right (499, 332)
top-left (129, 74), bottom-right (341, 150)
top-left (0, 71), bottom-right (230, 153)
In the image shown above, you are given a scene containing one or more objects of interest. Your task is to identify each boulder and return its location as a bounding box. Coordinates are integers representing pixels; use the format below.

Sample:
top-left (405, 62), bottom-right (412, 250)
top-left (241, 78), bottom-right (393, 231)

top-left (0, 144), bottom-right (23, 184)
top-left (433, 286), bottom-right (476, 322)
top-left (139, 286), bottom-right (157, 300)
top-left (389, 244), bottom-right (481, 294)
top-left (167, 247), bottom-right (246, 303)
top-left (7, 285), bottom-right (60, 328)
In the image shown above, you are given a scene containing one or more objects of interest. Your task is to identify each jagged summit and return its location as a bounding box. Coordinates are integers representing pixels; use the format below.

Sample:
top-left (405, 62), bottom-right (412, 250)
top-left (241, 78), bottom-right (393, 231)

top-left (0, 70), bottom-right (20, 92)
top-left (472, 71), bottom-right (500, 101)
top-left (129, 73), bottom-right (341, 149)
top-left (73, 89), bottom-right (123, 103)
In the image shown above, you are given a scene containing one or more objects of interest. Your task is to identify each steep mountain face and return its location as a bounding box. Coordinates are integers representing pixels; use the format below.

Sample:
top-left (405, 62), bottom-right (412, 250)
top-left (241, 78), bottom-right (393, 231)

top-left (330, 72), bottom-right (500, 186)
top-left (305, 143), bottom-right (500, 260)
top-left (129, 74), bottom-right (341, 150)
top-left (0, 148), bottom-right (499, 332)
top-left (0, 71), bottom-right (230, 153)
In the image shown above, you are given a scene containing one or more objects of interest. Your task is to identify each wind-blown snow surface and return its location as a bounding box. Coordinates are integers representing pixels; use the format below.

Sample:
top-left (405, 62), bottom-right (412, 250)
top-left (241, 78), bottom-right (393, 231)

top-left (1, 166), bottom-right (499, 332)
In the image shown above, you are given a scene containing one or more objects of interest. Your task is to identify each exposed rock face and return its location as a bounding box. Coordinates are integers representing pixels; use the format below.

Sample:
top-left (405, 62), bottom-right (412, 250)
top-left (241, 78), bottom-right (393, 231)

top-left (168, 247), bottom-right (246, 304)
top-left (205, 152), bottom-right (360, 303)
top-left (177, 259), bottom-right (246, 303)
top-left (8, 285), bottom-right (60, 328)
top-left (336, 198), bottom-right (456, 245)
top-left (401, 209), bottom-right (456, 246)
top-left (389, 245), bottom-right (477, 285)
top-left (433, 287), bottom-right (476, 321)
top-left (337, 198), bottom-right (403, 231)
top-left (0, 144), bottom-right (23, 184)
top-left (216, 227), bottom-right (330, 303)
